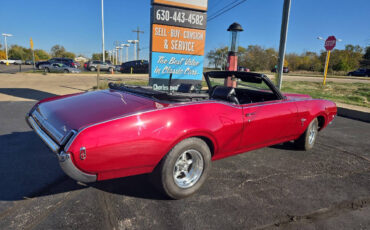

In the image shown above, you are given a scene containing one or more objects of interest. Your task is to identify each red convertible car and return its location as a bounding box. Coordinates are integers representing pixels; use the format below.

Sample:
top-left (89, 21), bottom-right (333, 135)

top-left (26, 71), bottom-right (337, 199)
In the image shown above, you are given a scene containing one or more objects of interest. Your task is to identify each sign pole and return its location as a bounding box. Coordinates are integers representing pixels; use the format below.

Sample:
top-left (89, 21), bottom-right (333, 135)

top-left (323, 50), bottom-right (331, 85)
top-left (322, 36), bottom-right (336, 86)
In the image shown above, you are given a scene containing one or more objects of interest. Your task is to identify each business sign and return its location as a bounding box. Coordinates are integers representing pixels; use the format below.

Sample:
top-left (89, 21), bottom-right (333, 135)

top-left (152, 24), bottom-right (205, 55)
top-left (150, 1), bottom-right (208, 89)
top-left (153, 0), bottom-right (208, 11)
top-left (152, 5), bottom-right (207, 30)
top-left (151, 52), bottom-right (203, 79)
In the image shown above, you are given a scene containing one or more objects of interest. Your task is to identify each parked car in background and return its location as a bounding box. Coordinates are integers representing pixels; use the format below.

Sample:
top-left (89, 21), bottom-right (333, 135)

top-left (43, 63), bottom-right (81, 73)
top-left (26, 71), bottom-right (337, 199)
top-left (238, 66), bottom-right (250, 72)
top-left (120, 60), bottom-right (149, 73)
top-left (49, 58), bottom-right (79, 68)
top-left (271, 67), bottom-right (289, 73)
top-left (36, 61), bottom-right (50, 69)
top-left (114, 65), bottom-right (121, 72)
top-left (0, 59), bottom-right (22, 64)
top-left (86, 60), bottom-right (114, 72)
top-left (347, 68), bottom-right (370, 77)
top-left (25, 60), bottom-right (34, 65)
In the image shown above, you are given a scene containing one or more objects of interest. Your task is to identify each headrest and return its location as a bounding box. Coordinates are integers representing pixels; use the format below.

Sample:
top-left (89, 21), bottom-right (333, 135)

top-left (211, 86), bottom-right (236, 100)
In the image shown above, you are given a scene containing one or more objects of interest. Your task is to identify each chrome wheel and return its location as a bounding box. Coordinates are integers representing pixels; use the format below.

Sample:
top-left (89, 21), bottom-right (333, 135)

top-left (308, 124), bottom-right (317, 145)
top-left (173, 149), bottom-right (204, 188)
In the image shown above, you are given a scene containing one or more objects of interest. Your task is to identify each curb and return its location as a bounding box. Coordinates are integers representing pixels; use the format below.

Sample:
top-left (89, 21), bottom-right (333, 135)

top-left (337, 107), bottom-right (370, 123)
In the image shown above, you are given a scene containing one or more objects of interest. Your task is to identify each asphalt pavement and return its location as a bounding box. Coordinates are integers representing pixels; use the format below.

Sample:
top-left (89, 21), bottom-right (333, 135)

top-left (0, 99), bottom-right (369, 229)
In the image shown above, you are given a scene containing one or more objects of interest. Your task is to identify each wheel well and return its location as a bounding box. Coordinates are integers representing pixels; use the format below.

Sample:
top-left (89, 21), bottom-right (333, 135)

top-left (317, 116), bottom-right (325, 131)
top-left (196, 136), bottom-right (215, 156)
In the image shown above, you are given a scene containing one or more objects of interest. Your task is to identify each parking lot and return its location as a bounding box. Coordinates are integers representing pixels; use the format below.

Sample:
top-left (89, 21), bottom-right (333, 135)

top-left (0, 73), bottom-right (369, 229)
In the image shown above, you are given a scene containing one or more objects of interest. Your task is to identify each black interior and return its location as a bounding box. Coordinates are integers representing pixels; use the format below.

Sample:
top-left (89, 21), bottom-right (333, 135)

top-left (210, 86), bottom-right (239, 104)
top-left (234, 88), bottom-right (279, 104)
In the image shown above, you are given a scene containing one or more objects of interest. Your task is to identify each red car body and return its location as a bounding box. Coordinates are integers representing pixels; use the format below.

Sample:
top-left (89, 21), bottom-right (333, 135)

top-left (27, 72), bottom-right (337, 184)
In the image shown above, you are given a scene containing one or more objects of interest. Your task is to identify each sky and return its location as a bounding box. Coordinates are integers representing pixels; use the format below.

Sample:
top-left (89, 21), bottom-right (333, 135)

top-left (0, 0), bottom-right (369, 63)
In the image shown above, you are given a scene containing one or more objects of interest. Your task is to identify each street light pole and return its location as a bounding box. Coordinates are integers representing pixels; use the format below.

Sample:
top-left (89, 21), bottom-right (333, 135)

top-left (128, 40), bottom-right (139, 60)
top-left (101, 0), bottom-right (105, 62)
top-left (277, 0), bottom-right (291, 90)
top-left (121, 44), bottom-right (130, 63)
top-left (2, 33), bottom-right (13, 64)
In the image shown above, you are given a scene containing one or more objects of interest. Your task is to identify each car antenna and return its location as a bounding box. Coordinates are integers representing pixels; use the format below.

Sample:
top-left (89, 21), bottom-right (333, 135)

top-left (168, 73), bottom-right (172, 94)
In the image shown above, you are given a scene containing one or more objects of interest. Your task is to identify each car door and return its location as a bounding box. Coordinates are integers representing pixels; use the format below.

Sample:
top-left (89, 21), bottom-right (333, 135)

top-left (240, 99), bottom-right (299, 149)
top-left (51, 63), bottom-right (59, 72)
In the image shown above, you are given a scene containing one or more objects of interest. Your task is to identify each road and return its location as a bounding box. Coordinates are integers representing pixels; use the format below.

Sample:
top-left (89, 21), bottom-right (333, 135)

top-left (0, 91), bottom-right (369, 229)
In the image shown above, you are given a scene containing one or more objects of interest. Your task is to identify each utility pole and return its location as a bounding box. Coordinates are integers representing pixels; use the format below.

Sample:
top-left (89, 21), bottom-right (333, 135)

top-left (101, 0), bottom-right (105, 62)
top-left (277, 0), bottom-right (291, 90)
top-left (132, 26), bottom-right (144, 59)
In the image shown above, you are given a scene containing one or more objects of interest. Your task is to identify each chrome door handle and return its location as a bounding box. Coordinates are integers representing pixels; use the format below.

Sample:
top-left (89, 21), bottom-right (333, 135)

top-left (245, 112), bottom-right (256, 117)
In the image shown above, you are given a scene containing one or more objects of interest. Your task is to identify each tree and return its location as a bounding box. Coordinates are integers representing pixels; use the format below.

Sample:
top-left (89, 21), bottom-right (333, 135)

top-left (50, 45), bottom-right (66, 57)
top-left (363, 46), bottom-right (370, 60)
top-left (207, 47), bottom-right (228, 70)
top-left (0, 50), bottom-right (6, 59)
top-left (91, 51), bottom-right (109, 61)
top-left (34, 49), bottom-right (50, 60)
top-left (239, 45), bottom-right (278, 71)
top-left (50, 45), bottom-right (76, 59)
top-left (8, 45), bottom-right (33, 60)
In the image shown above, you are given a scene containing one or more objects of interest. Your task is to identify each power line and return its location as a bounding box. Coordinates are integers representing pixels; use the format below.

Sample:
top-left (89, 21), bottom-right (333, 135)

top-left (208, 0), bottom-right (247, 22)
top-left (208, 0), bottom-right (239, 19)
top-left (208, 0), bottom-right (225, 11)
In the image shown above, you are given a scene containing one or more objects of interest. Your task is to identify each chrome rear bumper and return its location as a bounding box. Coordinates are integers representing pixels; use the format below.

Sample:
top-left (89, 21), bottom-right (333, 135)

top-left (26, 115), bottom-right (96, 183)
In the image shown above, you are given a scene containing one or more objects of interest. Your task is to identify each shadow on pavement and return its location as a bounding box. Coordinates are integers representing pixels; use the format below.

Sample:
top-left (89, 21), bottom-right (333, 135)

top-left (269, 141), bottom-right (303, 150)
top-left (0, 88), bottom-right (57, 101)
top-left (0, 130), bottom-right (167, 201)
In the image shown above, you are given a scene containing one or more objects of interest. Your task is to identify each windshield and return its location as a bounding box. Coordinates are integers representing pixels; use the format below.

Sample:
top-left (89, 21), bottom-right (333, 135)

top-left (207, 76), bottom-right (271, 91)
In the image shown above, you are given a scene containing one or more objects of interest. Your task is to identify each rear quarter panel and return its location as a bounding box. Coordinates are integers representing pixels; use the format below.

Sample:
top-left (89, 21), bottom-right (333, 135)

top-left (66, 102), bottom-right (244, 180)
top-left (295, 99), bottom-right (337, 134)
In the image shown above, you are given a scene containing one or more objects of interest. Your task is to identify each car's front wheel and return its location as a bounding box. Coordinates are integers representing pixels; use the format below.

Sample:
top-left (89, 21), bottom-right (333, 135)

top-left (44, 67), bottom-right (50, 73)
top-left (295, 118), bottom-right (318, 150)
top-left (151, 138), bottom-right (211, 199)
top-left (90, 67), bottom-right (96, 72)
top-left (63, 69), bottom-right (69, 73)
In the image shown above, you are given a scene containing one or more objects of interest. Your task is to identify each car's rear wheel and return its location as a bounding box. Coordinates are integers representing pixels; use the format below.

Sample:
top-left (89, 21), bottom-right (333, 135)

top-left (151, 138), bottom-right (211, 199)
top-left (44, 67), bottom-right (49, 73)
top-left (295, 118), bottom-right (318, 150)
top-left (108, 67), bottom-right (113, 73)
top-left (63, 69), bottom-right (69, 73)
top-left (90, 67), bottom-right (96, 71)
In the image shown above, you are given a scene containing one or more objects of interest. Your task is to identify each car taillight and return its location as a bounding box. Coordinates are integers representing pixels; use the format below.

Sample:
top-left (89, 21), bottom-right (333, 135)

top-left (84, 63), bottom-right (87, 68)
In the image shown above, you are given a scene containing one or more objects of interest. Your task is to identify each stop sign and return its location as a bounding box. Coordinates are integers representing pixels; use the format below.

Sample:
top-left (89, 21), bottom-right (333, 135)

top-left (325, 36), bottom-right (337, 51)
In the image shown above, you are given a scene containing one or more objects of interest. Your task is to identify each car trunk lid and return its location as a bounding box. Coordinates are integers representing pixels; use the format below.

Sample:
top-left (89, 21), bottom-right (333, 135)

top-left (35, 90), bottom-right (163, 139)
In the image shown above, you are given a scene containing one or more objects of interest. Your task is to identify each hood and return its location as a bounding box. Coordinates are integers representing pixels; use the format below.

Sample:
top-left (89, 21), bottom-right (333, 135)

top-left (35, 90), bottom-right (165, 137)
top-left (283, 92), bottom-right (312, 101)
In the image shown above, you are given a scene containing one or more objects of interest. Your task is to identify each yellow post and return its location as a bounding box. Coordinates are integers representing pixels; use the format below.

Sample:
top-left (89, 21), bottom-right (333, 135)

top-left (323, 50), bottom-right (331, 85)
top-left (130, 67), bottom-right (133, 74)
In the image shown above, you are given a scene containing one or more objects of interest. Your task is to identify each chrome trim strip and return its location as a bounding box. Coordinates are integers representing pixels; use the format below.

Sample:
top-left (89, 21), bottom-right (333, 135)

top-left (58, 152), bottom-right (96, 183)
top-left (27, 116), bottom-right (60, 153)
top-left (32, 110), bottom-right (64, 144)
